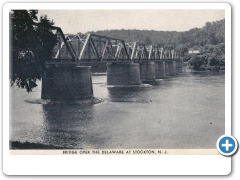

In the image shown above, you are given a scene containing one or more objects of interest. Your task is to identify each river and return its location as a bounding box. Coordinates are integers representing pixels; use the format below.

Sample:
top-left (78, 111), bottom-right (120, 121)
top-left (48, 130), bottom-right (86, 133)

top-left (9, 70), bottom-right (225, 149)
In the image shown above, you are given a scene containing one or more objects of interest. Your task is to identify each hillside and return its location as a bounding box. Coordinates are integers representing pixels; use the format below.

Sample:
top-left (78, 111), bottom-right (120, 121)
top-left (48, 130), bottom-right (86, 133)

top-left (77, 19), bottom-right (225, 70)
top-left (87, 29), bottom-right (181, 47)
top-left (82, 19), bottom-right (225, 50)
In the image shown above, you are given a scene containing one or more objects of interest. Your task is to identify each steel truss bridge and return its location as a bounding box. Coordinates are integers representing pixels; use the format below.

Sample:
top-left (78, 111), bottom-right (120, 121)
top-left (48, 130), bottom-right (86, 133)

top-left (48, 25), bottom-right (179, 65)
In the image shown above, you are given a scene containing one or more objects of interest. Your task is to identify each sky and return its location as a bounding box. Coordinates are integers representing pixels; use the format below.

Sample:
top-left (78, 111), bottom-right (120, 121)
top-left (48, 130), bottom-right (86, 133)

top-left (38, 9), bottom-right (225, 34)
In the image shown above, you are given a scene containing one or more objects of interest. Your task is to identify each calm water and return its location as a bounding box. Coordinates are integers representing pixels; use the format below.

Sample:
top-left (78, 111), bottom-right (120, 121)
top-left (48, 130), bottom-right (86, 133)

top-left (10, 70), bottom-right (225, 149)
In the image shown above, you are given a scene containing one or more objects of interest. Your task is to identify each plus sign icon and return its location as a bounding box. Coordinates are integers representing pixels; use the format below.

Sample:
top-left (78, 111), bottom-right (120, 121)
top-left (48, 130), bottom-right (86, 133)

top-left (217, 135), bottom-right (238, 156)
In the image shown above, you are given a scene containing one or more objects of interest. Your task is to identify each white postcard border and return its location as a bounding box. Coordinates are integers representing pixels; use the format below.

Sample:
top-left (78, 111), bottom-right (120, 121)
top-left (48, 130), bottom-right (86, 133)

top-left (3, 2), bottom-right (231, 175)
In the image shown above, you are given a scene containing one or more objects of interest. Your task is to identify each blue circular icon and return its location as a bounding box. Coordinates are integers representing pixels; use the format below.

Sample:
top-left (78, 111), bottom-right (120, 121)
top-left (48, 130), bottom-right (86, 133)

top-left (217, 135), bottom-right (238, 156)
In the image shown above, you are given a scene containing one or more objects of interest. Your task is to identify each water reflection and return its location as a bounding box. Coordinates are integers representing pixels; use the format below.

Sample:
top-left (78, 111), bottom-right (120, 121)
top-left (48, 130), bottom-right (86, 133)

top-left (107, 87), bottom-right (150, 103)
top-left (42, 100), bottom-right (95, 149)
top-left (189, 70), bottom-right (225, 77)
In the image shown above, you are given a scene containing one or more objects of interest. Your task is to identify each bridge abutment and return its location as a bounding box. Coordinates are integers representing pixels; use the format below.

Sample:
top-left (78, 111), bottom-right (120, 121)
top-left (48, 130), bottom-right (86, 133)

top-left (41, 63), bottom-right (93, 99)
top-left (107, 62), bottom-right (141, 86)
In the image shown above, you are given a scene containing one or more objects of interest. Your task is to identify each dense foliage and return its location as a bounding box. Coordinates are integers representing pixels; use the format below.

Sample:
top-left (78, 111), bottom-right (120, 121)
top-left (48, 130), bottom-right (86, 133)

top-left (85, 19), bottom-right (225, 70)
top-left (10, 10), bottom-right (58, 92)
top-left (189, 43), bottom-right (225, 70)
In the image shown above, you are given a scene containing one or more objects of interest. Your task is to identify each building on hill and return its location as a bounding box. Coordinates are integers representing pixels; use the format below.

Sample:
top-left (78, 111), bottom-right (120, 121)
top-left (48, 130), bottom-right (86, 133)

top-left (188, 48), bottom-right (200, 55)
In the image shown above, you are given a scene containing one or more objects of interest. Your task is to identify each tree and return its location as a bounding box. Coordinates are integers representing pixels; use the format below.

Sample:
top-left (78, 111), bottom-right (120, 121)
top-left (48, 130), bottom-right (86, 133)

top-left (10, 10), bottom-right (58, 92)
top-left (164, 44), bottom-right (174, 50)
top-left (175, 44), bottom-right (188, 57)
top-left (189, 55), bottom-right (206, 70)
top-left (144, 36), bottom-right (152, 45)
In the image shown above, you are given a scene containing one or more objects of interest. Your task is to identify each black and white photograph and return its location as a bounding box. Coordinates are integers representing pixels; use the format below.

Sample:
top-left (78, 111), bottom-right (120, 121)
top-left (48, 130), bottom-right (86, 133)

top-left (8, 7), bottom-right (227, 153)
top-left (3, 1), bottom-right (237, 176)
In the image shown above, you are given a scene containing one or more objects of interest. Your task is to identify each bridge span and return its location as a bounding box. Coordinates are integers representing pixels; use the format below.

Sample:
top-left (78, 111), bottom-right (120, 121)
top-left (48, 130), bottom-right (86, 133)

top-left (41, 25), bottom-right (183, 99)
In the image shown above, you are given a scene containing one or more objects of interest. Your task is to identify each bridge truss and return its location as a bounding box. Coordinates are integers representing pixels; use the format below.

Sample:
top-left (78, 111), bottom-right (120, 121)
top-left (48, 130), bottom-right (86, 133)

top-left (50, 25), bottom-right (180, 64)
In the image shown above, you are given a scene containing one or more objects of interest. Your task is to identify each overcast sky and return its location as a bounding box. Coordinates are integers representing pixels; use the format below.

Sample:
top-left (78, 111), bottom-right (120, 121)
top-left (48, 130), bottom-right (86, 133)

top-left (38, 9), bottom-right (225, 34)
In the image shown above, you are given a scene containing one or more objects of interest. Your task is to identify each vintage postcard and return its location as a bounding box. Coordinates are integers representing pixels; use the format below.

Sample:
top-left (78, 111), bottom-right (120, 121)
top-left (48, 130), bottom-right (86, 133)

top-left (3, 2), bottom-right (232, 175)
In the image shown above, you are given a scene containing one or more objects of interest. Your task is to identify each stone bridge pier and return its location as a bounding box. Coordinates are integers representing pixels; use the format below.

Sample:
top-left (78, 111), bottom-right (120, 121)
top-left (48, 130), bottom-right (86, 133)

top-left (165, 60), bottom-right (171, 76)
top-left (165, 60), bottom-right (177, 76)
top-left (107, 62), bottom-right (141, 86)
top-left (139, 61), bottom-right (156, 83)
top-left (176, 60), bottom-right (183, 73)
top-left (155, 61), bottom-right (166, 78)
top-left (172, 61), bottom-right (177, 75)
top-left (41, 63), bottom-right (93, 99)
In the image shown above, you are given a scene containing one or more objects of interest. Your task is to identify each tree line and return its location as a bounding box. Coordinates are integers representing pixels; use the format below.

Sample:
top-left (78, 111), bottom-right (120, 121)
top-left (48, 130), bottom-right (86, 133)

top-left (85, 19), bottom-right (225, 70)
